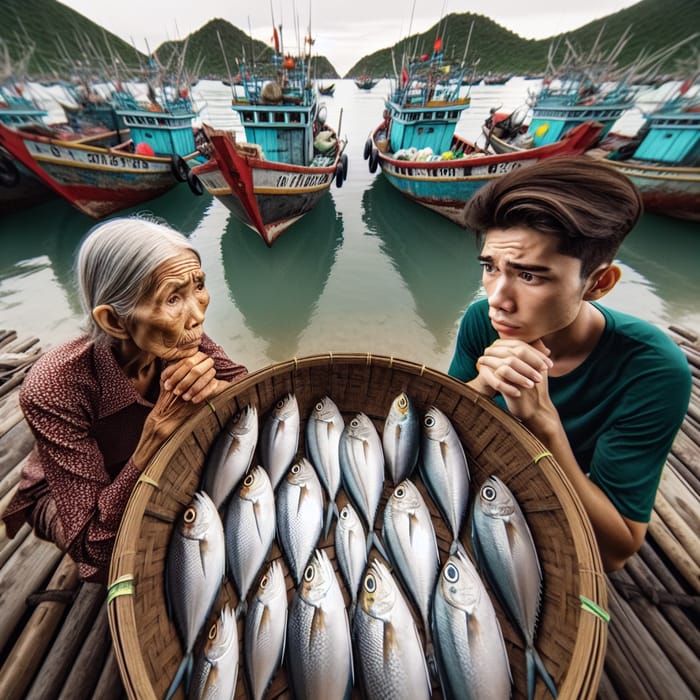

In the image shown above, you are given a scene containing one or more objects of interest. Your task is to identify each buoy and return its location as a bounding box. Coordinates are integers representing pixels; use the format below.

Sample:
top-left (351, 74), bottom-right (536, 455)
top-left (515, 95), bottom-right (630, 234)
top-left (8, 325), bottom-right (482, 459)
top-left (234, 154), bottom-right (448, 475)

top-left (135, 142), bottom-right (155, 156)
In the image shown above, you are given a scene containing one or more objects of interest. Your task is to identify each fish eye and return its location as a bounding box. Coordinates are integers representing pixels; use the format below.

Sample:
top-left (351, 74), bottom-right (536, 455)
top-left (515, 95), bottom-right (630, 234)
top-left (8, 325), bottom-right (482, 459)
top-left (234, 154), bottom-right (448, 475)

top-left (304, 564), bottom-right (315, 582)
top-left (363, 572), bottom-right (377, 593)
top-left (276, 398), bottom-right (285, 409)
top-left (424, 415), bottom-right (435, 428)
top-left (208, 621), bottom-right (218, 640)
top-left (260, 573), bottom-right (269, 589)
top-left (444, 563), bottom-right (460, 583)
top-left (482, 484), bottom-right (497, 501)
top-left (291, 463), bottom-right (301, 475)
top-left (244, 473), bottom-right (255, 487)
top-left (340, 506), bottom-right (349, 520)
top-left (315, 400), bottom-right (324, 412)
top-left (183, 507), bottom-right (197, 524)
top-left (394, 485), bottom-right (406, 499)
top-left (397, 395), bottom-right (408, 409)
top-left (350, 417), bottom-right (360, 428)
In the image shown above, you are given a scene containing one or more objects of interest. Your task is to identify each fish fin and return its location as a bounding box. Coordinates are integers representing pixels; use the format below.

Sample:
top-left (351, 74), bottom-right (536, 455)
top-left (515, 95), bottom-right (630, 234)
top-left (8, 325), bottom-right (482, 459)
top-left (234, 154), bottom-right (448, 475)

top-left (368, 530), bottom-right (389, 561)
top-left (324, 500), bottom-right (339, 540)
top-left (531, 644), bottom-right (558, 698)
top-left (164, 652), bottom-right (191, 700)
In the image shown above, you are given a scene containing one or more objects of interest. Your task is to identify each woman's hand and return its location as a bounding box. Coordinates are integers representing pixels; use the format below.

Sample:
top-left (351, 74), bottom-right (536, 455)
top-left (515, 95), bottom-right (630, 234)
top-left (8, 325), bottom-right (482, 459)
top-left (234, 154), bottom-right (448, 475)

top-left (161, 351), bottom-right (225, 404)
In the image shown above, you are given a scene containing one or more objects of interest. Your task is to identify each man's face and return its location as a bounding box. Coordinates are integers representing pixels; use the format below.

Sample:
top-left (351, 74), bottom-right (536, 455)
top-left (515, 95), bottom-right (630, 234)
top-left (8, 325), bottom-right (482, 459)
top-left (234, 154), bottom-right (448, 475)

top-left (479, 226), bottom-right (589, 343)
top-left (125, 251), bottom-right (210, 361)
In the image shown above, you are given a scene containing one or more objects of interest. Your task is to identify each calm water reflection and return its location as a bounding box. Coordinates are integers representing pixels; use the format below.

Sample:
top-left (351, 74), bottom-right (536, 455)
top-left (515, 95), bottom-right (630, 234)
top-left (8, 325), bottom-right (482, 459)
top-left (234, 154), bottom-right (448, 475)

top-left (0, 79), bottom-right (698, 375)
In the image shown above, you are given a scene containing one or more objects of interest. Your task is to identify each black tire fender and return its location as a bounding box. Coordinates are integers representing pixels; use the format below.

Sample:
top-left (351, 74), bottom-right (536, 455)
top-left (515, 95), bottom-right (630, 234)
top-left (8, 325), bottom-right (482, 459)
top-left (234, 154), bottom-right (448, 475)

top-left (368, 148), bottom-right (379, 174)
top-left (341, 153), bottom-right (348, 181)
top-left (171, 154), bottom-right (189, 182)
top-left (335, 164), bottom-right (344, 188)
top-left (187, 169), bottom-right (204, 196)
top-left (363, 138), bottom-right (372, 161)
top-left (0, 154), bottom-right (20, 188)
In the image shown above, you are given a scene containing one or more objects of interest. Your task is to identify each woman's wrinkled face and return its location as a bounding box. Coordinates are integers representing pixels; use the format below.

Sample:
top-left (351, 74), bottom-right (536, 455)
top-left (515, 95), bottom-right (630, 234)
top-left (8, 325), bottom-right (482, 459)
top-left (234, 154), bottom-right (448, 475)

top-left (125, 251), bottom-right (210, 361)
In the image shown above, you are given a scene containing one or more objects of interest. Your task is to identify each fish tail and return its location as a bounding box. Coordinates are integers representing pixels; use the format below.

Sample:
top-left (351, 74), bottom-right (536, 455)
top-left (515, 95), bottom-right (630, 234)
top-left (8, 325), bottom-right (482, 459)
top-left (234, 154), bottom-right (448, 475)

top-left (368, 530), bottom-right (389, 561)
top-left (324, 500), bottom-right (339, 540)
top-left (235, 598), bottom-right (248, 620)
top-left (526, 645), bottom-right (558, 699)
top-left (164, 651), bottom-right (192, 700)
top-left (449, 538), bottom-right (466, 556)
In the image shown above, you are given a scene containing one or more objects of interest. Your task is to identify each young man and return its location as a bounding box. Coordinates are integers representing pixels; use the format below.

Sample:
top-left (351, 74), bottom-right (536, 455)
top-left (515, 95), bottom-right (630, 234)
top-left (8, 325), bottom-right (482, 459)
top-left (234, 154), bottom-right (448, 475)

top-left (448, 157), bottom-right (691, 571)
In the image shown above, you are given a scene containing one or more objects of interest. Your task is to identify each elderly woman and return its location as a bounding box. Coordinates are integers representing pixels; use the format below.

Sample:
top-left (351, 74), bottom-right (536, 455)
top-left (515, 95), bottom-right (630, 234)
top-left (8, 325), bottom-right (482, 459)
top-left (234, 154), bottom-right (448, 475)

top-left (2, 217), bottom-right (247, 582)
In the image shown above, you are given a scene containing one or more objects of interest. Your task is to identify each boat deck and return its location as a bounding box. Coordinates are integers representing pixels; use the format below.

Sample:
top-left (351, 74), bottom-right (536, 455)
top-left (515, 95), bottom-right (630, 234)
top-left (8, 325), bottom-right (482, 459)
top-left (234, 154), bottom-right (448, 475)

top-left (0, 327), bottom-right (698, 699)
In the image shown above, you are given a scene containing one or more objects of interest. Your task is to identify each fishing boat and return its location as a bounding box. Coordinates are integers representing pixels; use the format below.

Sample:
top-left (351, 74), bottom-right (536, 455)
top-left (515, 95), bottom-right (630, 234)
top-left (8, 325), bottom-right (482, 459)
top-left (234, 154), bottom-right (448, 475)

top-left (192, 43), bottom-right (348, 247)
top-left (364, 47), bottom-right (604, 227)
top-left (0, 86), bottom-right (205, 218)
top-left (590, 76), bottom-right (700, 222)
top-left (481, 30), bottom-right (687, 154)
top-left (318, 82), bottom-right (335, 96)
top-left (355, 75), bottom-right (379, 90)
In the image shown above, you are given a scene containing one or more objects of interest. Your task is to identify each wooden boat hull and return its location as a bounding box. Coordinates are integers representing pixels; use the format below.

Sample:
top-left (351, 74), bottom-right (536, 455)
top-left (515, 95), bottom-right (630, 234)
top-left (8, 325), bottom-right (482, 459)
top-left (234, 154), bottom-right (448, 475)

top-left (0, 123), bottom-right (200, 219)
top-left (603, 158), bottom-right (700, 222)
top-left (370, 120), bottom-right (605, 226)
top-left (193, 126), bottom-right (343, 246)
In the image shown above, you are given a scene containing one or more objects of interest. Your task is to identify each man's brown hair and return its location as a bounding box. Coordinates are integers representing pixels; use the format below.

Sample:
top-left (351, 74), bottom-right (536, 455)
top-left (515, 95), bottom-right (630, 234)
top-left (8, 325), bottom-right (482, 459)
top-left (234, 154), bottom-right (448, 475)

top-left (462, 156), bottom-right (644, 277)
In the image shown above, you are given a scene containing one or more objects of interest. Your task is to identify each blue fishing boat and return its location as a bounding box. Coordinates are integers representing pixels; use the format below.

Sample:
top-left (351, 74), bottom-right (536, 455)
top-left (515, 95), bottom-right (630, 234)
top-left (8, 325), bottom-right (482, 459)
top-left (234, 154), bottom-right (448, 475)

top-left (193, 34), bottom-right (347, 246)
top-left (354, 75), bottom-right (379, 90)
top-left (0, 81), bottom-right (205, 218)
top-left (595, 77), bottom-right (700, 222)
top-left (481, 30), bottom-right (685, 154)
top-left (364, 46), bottom-right (604, 227)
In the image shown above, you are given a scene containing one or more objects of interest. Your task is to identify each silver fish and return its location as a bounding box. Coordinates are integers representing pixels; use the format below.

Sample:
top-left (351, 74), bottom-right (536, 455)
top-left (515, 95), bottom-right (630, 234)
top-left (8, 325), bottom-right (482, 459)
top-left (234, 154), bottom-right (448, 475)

top-left (432, 551), bottom-right (511, 700)
top-left (201, 404), bottom-right (258, 509)
top-left (244, 560), bottom-right (288, 700)
top-left (334, 501), bottom-right (367, 615)
top-left (260, 393), bottom-right (300, 490)
top-left (353, 558), bottom-right (431, 700)
top-left (339, 412), bottom-right (385, 554)
top-left (224, 466), bottom-right (276, 618)
top-left (471, 475), bottom-right (557, 700)
top-left (382, 479), bottom-right (440, 667)
top-left (188, 604), bottom-right (240, 700)
top-left (165, 491), bottom-right (226, 698)
top-left (306, 396), bottom-right (344, 535)
top-left (287, 549), bottom-right (353, 700)
top-left (383, 392), bottom-right (420, 485)
top-left (420, 406), bottom-right (470, 554)
top-left (276, 457), bottom-right (324, 585)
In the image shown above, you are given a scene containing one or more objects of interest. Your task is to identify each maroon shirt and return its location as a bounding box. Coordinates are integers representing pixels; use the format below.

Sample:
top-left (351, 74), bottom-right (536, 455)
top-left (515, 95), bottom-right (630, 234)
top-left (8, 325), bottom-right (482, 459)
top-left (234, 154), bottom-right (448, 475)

top-left (2, 334), bottom-right (247, 581)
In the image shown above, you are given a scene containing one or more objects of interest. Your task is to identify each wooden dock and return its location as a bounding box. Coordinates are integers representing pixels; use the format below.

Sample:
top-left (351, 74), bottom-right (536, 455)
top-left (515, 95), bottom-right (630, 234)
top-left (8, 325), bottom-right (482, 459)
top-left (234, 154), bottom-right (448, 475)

top-left (0, 327), bottom-right (698, 699)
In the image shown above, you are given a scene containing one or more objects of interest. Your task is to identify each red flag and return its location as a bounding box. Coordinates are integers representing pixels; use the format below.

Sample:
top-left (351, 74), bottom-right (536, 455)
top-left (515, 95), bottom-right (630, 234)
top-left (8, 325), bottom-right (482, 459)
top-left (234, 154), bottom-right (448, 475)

top-left (401, 66), bottom-right (409, 87)
top-left (272, 27), bottom-right (280, 53)
top-left (679, 78), bottom-right (692, 95)
top-left (434, 37), bottom-right (442, 53)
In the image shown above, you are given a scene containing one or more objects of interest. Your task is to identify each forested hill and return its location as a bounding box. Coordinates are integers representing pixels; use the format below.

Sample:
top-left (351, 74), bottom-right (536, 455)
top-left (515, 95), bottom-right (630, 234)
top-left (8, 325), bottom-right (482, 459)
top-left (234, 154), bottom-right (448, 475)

top-left (346, 0), bottom-right (699, 77)
top-left (0, 0), bottom-right (697, 81)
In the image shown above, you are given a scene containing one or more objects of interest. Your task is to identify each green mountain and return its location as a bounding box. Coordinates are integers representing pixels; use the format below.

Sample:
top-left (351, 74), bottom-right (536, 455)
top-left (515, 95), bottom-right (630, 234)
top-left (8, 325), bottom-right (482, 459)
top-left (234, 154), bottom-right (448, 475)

top-left (345, 0), bottom-right (699, 77)
top-left (0, 0), bottom-right (696, 81)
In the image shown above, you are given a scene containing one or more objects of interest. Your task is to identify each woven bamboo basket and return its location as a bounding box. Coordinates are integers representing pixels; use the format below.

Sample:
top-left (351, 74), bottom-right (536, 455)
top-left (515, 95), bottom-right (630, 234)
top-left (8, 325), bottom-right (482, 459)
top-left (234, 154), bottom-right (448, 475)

top-left (108, 354), bottom-right (608, 699)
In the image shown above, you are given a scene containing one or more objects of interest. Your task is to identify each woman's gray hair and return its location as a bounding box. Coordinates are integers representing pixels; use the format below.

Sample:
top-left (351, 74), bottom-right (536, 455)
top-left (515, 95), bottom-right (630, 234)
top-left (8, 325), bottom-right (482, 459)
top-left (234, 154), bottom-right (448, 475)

top-left (77, 216), bottom-right (200, 343)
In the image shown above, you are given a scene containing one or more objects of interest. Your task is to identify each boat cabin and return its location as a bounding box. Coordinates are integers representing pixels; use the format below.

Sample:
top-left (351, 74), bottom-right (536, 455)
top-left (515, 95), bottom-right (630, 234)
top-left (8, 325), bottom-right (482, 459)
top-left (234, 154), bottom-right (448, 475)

top-left (632, 107), bottom-right (700, 165)
top-left (385, 100), bottom-right (469, 153)
top-left (113, 108), bottom-right (197, 157)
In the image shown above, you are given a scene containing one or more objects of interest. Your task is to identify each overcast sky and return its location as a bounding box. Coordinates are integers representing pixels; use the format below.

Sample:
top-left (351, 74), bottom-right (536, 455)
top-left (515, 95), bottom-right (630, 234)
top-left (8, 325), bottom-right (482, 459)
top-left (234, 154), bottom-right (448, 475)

top-left (57, 0), bottom-right (641, 75)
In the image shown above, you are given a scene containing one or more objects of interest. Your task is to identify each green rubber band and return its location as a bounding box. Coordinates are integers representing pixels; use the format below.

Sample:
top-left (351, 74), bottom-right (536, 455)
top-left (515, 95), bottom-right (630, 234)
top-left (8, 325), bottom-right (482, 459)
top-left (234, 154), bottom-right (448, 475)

top-left (533, 451), bottom-right (553, 463)
top-left (107, 575), bottom-right (135, 604)
top-left (580, 595), bottom-right (611, 623)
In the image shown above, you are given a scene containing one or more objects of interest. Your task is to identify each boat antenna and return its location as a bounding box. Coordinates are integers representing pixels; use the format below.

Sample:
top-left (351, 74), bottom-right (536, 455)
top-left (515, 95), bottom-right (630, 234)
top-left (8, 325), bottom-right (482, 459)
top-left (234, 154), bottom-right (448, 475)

top-left (217, 30), bottom-right (236, 102)
top-left (461, 19), bottom-right (474, 67)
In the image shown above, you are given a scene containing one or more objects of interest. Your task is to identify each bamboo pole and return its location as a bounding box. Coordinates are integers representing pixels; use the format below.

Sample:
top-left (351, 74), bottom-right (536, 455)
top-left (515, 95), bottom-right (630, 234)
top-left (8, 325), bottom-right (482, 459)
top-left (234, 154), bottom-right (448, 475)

top-left (25, 582), bottom-right (106, 700)
top-left (648, 512), bottom-right (700, 594)
top-left (0, 555), bottom-right (79, 700)
top-left (0, 522), bottom-right (31, 569)
top-left (91, 646), bottom-right (125, 700)
top-left (0, 420), bottom-right (34, 482)
top-left (0, 535), bottom-right (63, 653)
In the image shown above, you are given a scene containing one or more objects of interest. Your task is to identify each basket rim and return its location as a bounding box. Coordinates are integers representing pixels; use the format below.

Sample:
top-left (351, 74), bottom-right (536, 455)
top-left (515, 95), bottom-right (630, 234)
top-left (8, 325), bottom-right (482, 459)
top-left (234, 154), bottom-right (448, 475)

top-left (108, 352), bottom-right (608, 699)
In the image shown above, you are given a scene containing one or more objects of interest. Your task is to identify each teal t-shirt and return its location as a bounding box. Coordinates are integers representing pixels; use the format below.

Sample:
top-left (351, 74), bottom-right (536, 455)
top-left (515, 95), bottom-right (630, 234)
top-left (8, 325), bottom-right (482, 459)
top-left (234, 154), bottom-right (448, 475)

top-left (448, 298), bottom-right (691, 522)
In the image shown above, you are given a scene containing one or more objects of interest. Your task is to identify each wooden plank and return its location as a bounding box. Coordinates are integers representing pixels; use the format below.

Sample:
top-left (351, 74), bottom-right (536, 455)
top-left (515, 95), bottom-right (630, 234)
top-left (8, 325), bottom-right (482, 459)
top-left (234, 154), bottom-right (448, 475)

top-left (0, 420), bottom-right (34, 482)
top-left (92, 646), bottom-right (126, 700)
top-left (0, 555), bottom-right (79, 700)
top-left (0, 534), bottom-right (63, 654)
top-left (58, 601), bottom-right (115, 700)
top-left (24, 582), bottom-right (106, 700)
top-left (648, 512), bottom-right (700, 594)
top-left (610, 568), bottom-right (700, 696)
top-left (0, 522), bottom-right (31, 569)
top-left (654, 488), bottom-right (700, 568)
